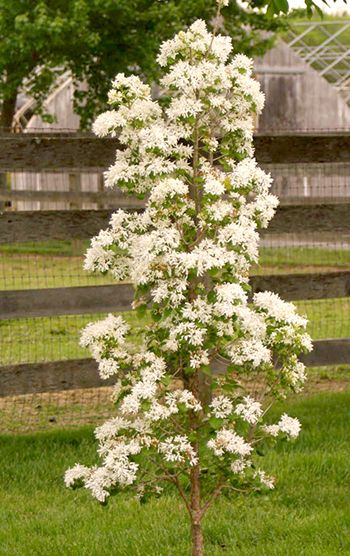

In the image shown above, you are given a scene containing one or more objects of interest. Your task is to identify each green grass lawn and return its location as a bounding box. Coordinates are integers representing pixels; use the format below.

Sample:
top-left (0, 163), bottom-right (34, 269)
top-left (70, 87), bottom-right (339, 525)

top-left (1, 391), bottom-right (350, 555)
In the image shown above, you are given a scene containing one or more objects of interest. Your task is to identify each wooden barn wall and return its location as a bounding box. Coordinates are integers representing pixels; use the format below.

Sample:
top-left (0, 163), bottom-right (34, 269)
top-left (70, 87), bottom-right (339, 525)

top-left (256, 41), bottom-right (350, 131)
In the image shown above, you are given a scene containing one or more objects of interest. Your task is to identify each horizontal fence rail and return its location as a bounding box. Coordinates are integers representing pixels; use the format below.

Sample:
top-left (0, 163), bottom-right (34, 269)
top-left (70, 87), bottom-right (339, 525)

top-left (0, 284), bottom-right (134, 319)
top-left (2, 191), bottom-right (349, 206)
top-left (2, 338), bottom-right (350, 397)
top-left (0, 189), bottom-right (145, 206)
top-left (2, 133), bottom-right (350, 171)
top-left (1, 203), bottom-right (350, 244)
top-left (1, 271), bottom-right (350, 320)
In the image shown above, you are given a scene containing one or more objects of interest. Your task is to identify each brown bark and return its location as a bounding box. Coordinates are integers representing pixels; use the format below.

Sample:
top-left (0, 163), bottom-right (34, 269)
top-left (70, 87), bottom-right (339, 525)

top-left (0, 93), bottom-right (17, 130)
top-left (190, 463), bottom-right (204, 556)
top-left (191, 518), bottom-right (204, 556)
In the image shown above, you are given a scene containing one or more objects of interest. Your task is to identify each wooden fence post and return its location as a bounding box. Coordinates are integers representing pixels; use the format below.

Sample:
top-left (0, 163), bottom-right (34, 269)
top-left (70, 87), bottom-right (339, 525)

top-left (69, 173), bottom-right (83, 255)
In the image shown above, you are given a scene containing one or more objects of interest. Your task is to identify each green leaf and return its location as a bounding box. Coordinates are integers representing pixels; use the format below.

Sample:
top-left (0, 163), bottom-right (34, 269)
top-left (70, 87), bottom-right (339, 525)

top-left (209, 417), bottom-right (222, 430)
top-left (136, 304), bottom-right (147, 317)
top-left (207, 290), bottom-right (216, 303)
top-left (275, 0), bottom-right (289, 13)
top-left (161, 374), bottom-right (172, 387)
top-left (141, 400), bottom-right (152, 411)
top-left (184, 366), bottom-right (195, 377)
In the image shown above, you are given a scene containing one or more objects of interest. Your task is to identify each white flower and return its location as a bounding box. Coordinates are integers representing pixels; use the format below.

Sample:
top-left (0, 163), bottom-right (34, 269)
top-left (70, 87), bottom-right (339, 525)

top-left (232, 54), bottom-right (253, 74)
top-left (231, 458), bottom-right (251, 474)
top-left (235, 396), bottom-right (262, 425)
top-left (108, 73), bottom-right (151, 104)
top-left (64, 464), bottom-right (91, 488)
top-left (158, 435), bottom-right (198, 466)
top-left (149, 178), bottom-right (188, 204)
top-left (263, 414), bottom-right (301, 440)
top-left (254, 470), bottom-right (275, 490)
top-left (228, 338), bottom-right (271, 368)
top-left (98, 359), bottom-right (120, 379)
top-left (95, 417), bottom-right (130, 443)
top-left (206, 200), bottom-right (232, 222)
top-left (208, 429), bottom-right (253, 457)
top-left (80, 314), bottom-right (129, 348)
top-left (278, 414), bottom-right (301, 439)
top-left (84, 243), bottom-right (115, 273)
top-left (254, 291), bottom-right (308, 328)
top-left (203, 176), bottom-right (225, 196)
top-left (92, 110), bottom-right (121, 137)
top-left (189, 350), bottom-right (210, 369)
top-left (302, 334), bottom-right (313, 352)
top-left (263, 424), bottom-right (280, 437)
top-left (210, 396), bottom-right (233, 419)
top-left (284, 360), bottom-right (307, 391)
top-left (214, 283), bottom-right (247, 318)
top-left (165, 389), bottom-right (202, 413)
top-left (234, 306), bottom-right (266, 339)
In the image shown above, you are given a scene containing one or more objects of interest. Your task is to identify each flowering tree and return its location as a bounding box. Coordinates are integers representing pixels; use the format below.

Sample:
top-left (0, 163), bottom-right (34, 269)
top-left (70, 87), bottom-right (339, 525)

top-left (65, 4), bottom-right (312, 555)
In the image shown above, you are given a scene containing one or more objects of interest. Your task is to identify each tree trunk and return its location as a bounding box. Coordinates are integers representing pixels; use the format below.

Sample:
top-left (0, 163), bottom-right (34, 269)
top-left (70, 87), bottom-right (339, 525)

top-left (191, 518), bottom-right (204, 556)
top-left (1, 93), bottom-right (17, 130)
top-left (190, 464), bottom-right (204, 556)
top-left (0, 92), bottom-right (17, 209)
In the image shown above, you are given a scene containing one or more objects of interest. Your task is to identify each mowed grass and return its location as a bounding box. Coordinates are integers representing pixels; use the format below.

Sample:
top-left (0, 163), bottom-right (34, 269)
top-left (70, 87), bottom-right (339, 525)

top-left (1, 392), bottom-right (350, 555)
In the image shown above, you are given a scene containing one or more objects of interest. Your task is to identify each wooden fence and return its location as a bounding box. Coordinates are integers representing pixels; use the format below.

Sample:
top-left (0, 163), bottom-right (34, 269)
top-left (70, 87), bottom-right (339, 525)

top-left (1, 133), bottom-right (350, 397)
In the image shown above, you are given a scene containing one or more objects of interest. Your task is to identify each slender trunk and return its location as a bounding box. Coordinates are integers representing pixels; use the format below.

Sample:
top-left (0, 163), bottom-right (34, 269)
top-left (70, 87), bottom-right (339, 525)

top-left (186, 110), bottom-right (206, 556)
top-left (191, 518), bottom-right (204, 556)
top-left (190, 464), bottom-right (204, 556)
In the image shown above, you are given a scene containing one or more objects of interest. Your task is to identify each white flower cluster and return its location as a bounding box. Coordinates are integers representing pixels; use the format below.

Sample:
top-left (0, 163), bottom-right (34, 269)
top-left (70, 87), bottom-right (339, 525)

top-left (80, 314), bottom-right (131, 379)
top-left (254, 291), bottom-right (307, 327)
top-left (157, 20), bottom-right (232, 67)
top-left (158, 435), bottom-right (198, 466)
top-left (65, 437), bottom-right (141, 502)
top-left (208, 429), bottom-right (253, 458)
top-left (210, 395), bottom-right (233, 419)
top-left (235, 396), bottom-right (263, 425)
top-left (120, 353), bottom-right (167, 415)
top-left (264, 413), bottom-right (302, 439)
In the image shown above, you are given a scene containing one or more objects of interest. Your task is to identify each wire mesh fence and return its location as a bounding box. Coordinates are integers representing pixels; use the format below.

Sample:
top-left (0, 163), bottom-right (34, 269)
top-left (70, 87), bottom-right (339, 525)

top-left (1, 132), bottom-right (349, 433)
